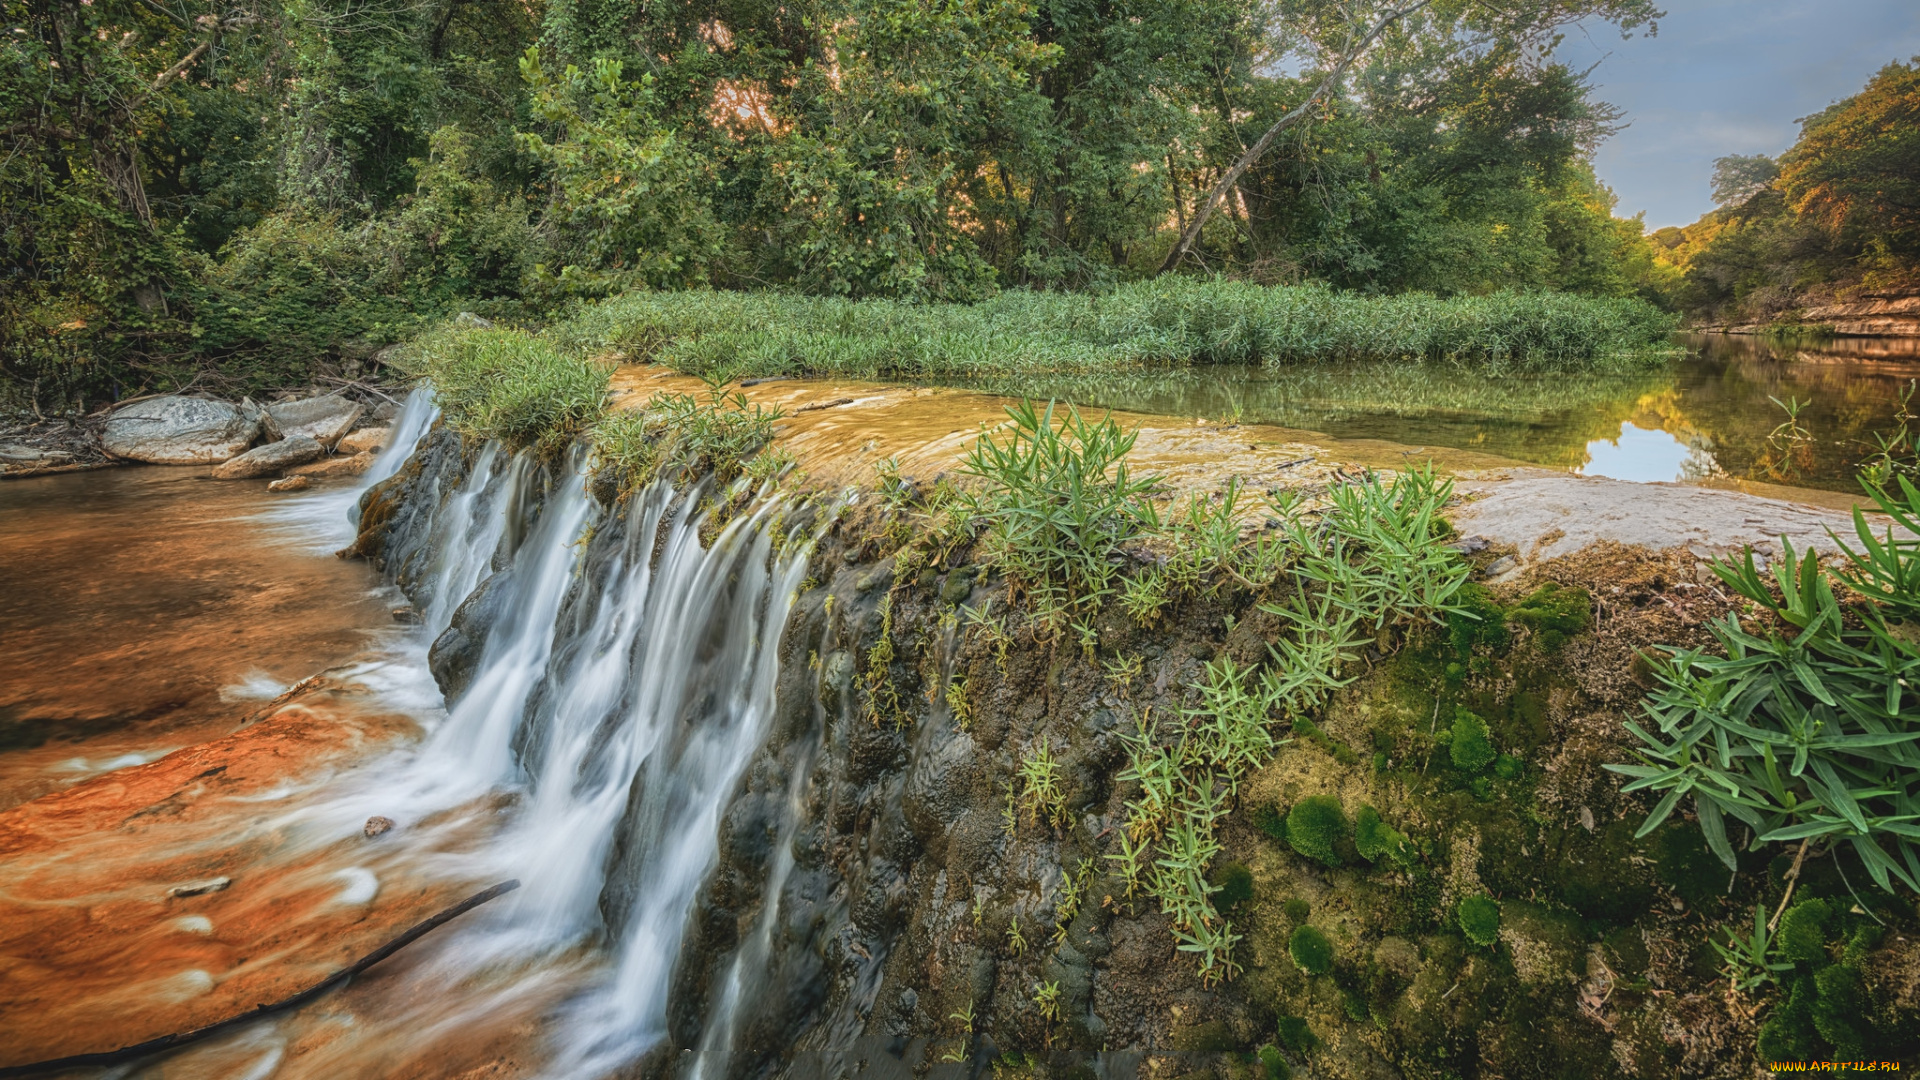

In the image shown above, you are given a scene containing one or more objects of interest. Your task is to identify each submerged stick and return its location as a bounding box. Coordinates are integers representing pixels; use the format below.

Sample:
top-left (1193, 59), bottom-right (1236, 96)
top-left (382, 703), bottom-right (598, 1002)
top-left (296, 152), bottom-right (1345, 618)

top-left (0, 879), bottom-right (520, 1078)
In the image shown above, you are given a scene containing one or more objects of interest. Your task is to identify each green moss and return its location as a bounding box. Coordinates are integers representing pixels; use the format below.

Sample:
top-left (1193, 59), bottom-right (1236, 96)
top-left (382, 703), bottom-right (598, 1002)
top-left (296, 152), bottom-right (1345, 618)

top-left (1492, 753), bottom-right (1524, 780)
top-left (1292, 715), bottom-right (1361, 765)
top-left (1447, 583), bottom-right (1511, 655)
top-left (1252, 801), bottom-right (1288, 842)
top-left (1557, 820), bottom-right (1657, 923)
top-left (1210, 861), bottom-right (1255, 910)
top-left (1509, 582), bottom-right (1592, 651)
top-left (1811, 965), bottom-right (1869, 1058)
top-left (1282, 897), bottom-right (1312, 924)
top-left (1758, 977), bottom-right (1821, 1062)
top-left (1776, 898), bottom-right (1832, 965)
top-left (1286, 795), bottom-right (1349, 868)
top-left (1449, 707), bottom-right (1497, 772)
top-left (1457, 895), bottom-right (1501, 947)
top-left (1257, 1044), bottom-right (1291, 1080)
top-left (1354, 804), bottom-right (1413, 866)
top-left (1289, 925), bottom-right (1335, 974)
top-left (1275, 1014), bottom-right (1316, 1055)
top-left (1171, 1019), bottom-right (1237, 1051)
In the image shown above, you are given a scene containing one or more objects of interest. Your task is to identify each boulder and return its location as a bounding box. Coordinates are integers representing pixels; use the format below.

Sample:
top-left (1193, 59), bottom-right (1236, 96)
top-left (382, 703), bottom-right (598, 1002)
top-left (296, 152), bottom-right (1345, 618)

top-left (266, 475), bottom-right (311, 492)
top-left (266, 394), bottom-right (364, 448)
top-left (212, 436), bottom-right (325, 479)
top-left (101, 396), bottom-right (259, 464)
top-left (288, 450), bottom-right (376, 479)
top-left (336, 426), bottom-right (391, 455)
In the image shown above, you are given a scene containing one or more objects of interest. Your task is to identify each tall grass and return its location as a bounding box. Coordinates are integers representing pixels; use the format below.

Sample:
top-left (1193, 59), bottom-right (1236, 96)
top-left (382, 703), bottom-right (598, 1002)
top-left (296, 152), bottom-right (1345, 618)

top-left (396, 324), bottom-right (612, 450)
top-left (557, 279), bottom-right (1678, 380)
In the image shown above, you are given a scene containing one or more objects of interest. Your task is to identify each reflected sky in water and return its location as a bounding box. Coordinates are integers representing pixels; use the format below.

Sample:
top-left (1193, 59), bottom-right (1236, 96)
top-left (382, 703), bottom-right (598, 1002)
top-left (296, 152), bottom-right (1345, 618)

top-left (1577, 422), bottom-right (1718, 484)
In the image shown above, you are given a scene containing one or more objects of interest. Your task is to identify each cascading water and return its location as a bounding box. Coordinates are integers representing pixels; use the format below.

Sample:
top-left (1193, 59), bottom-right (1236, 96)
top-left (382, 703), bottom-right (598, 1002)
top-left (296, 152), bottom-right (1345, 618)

top-left (345, 412), bottom-right (819, 1077)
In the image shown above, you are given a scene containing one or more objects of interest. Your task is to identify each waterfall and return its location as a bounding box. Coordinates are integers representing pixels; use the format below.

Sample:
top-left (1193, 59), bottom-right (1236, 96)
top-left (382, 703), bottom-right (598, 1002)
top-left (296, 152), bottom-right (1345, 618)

top-left (367, 429), bottom-right (817, 1076)
top-left (361, 385), bottom-right (440, 491)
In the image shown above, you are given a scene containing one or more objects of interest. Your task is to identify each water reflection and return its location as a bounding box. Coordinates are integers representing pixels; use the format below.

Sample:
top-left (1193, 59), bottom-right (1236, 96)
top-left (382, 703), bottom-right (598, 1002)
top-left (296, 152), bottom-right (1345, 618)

top-left (1577, 422), bottom-right (1718, 483)
top-left (932, 331), bottom-right (1920, 492)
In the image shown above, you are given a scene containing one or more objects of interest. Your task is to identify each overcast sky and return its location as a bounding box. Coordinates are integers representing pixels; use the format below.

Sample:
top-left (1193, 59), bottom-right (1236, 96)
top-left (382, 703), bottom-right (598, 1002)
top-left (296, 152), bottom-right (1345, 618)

top-left (1560, 0), bottom-right (1920, 230)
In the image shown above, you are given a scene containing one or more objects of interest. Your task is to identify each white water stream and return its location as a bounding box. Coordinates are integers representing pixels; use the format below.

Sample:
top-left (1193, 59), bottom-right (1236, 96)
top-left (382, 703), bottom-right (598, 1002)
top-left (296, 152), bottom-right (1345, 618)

top-left (236, 390), bottom-right (819, 1076)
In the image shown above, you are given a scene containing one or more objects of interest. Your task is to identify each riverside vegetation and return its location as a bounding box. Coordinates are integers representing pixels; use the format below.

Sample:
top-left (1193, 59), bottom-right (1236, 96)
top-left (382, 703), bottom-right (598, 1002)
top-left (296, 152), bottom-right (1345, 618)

top-left (352, 331), bottom-right (1920, 1075)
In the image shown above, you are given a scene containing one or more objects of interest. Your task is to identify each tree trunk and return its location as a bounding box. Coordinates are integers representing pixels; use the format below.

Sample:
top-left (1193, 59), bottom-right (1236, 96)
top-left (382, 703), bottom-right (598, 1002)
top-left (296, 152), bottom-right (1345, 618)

top-left (1156, 0), bottom-right (1433, 276)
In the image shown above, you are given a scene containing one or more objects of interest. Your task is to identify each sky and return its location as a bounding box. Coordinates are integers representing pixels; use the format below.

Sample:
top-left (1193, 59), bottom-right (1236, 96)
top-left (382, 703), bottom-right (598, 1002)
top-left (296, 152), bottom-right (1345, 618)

top-left (1558, 0), bottom-right (1920, 230)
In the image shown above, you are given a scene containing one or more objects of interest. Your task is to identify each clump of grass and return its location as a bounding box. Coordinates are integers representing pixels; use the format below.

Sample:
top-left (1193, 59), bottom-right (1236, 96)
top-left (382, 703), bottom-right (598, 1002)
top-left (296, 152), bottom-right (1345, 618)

top-left (592, 384), bottom-right (784, 489)
top-left (959, 400), bottom-right (1156, 605)
top-left (1017, 742), bottom-right (1067, 829)
top-left (399, 324), bottom-right (611, 450)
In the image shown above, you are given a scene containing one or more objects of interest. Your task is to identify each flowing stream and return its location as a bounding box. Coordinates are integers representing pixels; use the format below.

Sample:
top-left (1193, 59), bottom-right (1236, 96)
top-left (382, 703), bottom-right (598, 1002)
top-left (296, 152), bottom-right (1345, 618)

top-left (0, 389), bottom-right (823, 1078)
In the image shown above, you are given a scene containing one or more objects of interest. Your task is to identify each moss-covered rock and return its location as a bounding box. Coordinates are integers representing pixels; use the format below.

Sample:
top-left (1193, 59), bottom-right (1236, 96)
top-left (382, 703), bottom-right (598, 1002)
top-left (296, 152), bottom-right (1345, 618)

top-left (1289, 925), bottom-right (1334, 974)
top-left (1510, 582), bottom-right (1591, 650)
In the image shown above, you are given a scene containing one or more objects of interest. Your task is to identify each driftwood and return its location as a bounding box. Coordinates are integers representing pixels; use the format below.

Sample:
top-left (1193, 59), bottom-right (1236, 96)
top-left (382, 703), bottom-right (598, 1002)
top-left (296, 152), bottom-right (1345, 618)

top-left (0, 879), bottom-right (521, 1078)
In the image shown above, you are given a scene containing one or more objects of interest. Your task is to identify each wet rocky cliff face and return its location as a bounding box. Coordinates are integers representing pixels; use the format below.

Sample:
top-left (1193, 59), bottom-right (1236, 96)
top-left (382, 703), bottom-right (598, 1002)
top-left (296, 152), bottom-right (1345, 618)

top-left (350, 429), bottom-right (1920, 1080)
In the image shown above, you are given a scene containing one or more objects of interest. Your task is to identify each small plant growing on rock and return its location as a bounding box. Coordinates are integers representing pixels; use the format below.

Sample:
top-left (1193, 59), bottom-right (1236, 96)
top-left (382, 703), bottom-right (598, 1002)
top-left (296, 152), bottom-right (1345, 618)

top-left (1006, 914), bottom-right (1027, 956)
top-left (1448, 706), bottom-right (1496, 772)
top-left (1286, 795), bottom-right (1348, 867)
top-left (1457, 894), bottom-right (1502, 947)
top-left (944, 677), bottom-right (972, 731)
top-left (1289, 924), bottom-right (1334, 974)
top-left (950, 999), bottom-right (976, 1034)
top-left (1033, 980), bottom-right (1062, 1022)
top-left (1121, 568), bottom-right (1170, 626)
top-left (1017, 742), bottom-right (1067, 828)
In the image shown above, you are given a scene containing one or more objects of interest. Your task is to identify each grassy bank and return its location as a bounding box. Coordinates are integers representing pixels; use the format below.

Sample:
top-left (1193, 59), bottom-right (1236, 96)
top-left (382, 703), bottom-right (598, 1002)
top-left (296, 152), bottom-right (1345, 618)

top-left (557, 281), bottom-right (1679, 380)
top-left (403, 281), bottom-right (1678, 446)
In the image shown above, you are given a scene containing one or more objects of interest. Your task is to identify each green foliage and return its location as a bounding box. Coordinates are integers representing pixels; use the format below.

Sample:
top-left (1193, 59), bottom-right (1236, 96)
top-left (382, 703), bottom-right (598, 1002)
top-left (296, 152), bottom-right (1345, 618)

top-left (399, 324), bottom-right (610, 449)
top-left (1016, 741), bottom-right (1067, 829)
top-left (516, 52), bottom-right (727, 298)
top-left (1287, 925), bottom-right (1334, 975)
top-left (1509, 582), bottom-right (1592, 650)
top-left (1711, 905), bottom-right (1793, 994)
top-left (592, 386), bottom-right (782, 488)
top-left (1754, 898), bottom-right (1888, 1063)
top-left (1456, 895), bottom-right (1502, 947)
top-left (1613, 477), bottom-right (1920, 892)
top-left (1286, 795), bottom-right (1348, 868)
top-left (1208, 861), bottom-right (1254, 910)
top-left (1448, 707), bottom-right (1497, 773)
top-left (1354, 804), bottom-right (1413, 866)
top-left (958, 400), bottom-right (1155, 603)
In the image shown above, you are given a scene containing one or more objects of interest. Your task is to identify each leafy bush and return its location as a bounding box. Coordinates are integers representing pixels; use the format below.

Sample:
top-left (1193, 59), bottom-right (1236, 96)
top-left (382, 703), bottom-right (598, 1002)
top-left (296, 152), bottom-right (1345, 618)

top-left (1614, 476), bottom-right (1920, 891)
top-left (1286, 795), bottom-right (1349, 868)
top-left (1288, 925), bottom-right (1335, 975)
top-left (1449, 707), bottom-right (1497, 772)
top-left (1457, 895), bottom-right (1502, 946)
top-left (399, 324), bottom-right (610, 449)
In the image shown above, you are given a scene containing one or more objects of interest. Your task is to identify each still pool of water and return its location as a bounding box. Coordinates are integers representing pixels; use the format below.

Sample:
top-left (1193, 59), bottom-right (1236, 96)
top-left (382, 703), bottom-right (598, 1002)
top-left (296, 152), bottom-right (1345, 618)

top-left (940, 333), bottom-right (1920, 492)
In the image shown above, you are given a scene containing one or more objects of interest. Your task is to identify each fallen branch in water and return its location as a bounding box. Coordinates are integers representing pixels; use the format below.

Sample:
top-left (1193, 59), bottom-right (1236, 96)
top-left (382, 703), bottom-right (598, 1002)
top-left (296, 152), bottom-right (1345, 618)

top-left (0, 879), bottom-right (520, 1078)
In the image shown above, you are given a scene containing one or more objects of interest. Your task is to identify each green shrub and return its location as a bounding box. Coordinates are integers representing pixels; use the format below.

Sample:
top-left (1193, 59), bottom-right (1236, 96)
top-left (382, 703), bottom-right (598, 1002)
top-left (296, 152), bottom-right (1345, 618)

top-left (1209, 861), bottom-right (1255, 910)
top-left (1457, 895), bottom-right (1501, 946)
top-left (1510, 582), bottom-right (1592, 650)
top-left (1449, 707), bottom-right (1497, 772)
top-left (1286, 795), bottom-right (1349, 868)
top-left (1354, 804), bottom-right (1413, 865)
top-left (1289, 925), bottom-right (1334, 974)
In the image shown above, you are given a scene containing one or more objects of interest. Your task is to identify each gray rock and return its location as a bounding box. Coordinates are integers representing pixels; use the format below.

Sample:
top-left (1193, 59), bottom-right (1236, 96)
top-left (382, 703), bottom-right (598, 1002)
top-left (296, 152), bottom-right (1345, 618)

top-left (212, 436), bottom-right (325, 479)
top-left (101, 396), bottom-right (259, 464)
top-left (267, 394), bottom-right (364, 448)
top-left (452, 311), bottom-right (494, 329)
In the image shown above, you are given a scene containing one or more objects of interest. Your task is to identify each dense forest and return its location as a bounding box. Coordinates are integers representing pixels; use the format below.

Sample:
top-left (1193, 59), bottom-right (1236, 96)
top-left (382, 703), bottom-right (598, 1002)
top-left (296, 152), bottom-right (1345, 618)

top-left (1652, 58), bottom-right (1920, 327)
top-left (2, 0), bottom-right (1682, 405)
